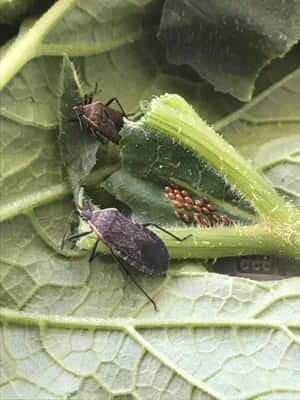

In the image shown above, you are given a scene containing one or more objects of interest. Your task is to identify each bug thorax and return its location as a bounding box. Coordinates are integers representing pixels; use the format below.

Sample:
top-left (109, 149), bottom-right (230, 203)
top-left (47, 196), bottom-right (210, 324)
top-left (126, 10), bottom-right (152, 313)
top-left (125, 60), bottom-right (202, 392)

top-left (78, 207), bottom-right (93, 221)
top-left (73, 105), bottom-right (84, 117)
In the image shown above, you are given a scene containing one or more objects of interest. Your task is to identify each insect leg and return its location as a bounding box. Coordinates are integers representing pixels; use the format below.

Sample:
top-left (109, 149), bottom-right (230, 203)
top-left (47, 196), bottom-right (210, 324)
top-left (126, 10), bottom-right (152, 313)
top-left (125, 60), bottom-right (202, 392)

top-left (85, 83), bottom-right (101, 105)
top-left (89, 238), bottom-right (101, 262)
top-left (67, 230), bottom-right (92, 241)
top-left (105, 98), bottom-right (127, 117)
top-left (110, 249), bottom-right (158, 312)
top-left (73, 108), bottom-right (83, 131)
top-left (61, 209), bottom-right (79, 250)
top-left (142, 223), bottom-right (192, 242)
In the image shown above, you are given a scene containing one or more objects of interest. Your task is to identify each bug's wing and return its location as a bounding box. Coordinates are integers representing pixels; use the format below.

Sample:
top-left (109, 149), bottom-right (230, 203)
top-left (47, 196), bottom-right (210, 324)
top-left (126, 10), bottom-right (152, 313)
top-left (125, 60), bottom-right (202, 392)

top-left (104, 107), bottom-right (124, 130)
top-left (129, 229), bottom-right (169, 275)
top-left (81, 102), bottom-right (121, 143)
top-left (102, 218), bottom-right (169, 275)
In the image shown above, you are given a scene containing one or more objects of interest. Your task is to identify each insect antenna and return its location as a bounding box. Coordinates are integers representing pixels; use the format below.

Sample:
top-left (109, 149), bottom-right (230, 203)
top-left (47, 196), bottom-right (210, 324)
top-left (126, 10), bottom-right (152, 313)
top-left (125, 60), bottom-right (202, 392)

top-left (110, 249), bottom-right (158, 312)
top-left (61, 209), bottom-right (79, 250)
top-left (94, 82), bottom-right (100, 96)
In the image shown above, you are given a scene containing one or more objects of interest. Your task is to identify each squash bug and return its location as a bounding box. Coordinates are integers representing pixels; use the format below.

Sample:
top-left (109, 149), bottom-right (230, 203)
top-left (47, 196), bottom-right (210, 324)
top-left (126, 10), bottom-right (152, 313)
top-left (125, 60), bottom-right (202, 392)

top-left (73, 84), bottom-right (126, 144)
top-left (61, 200), bottom-right (191, 311)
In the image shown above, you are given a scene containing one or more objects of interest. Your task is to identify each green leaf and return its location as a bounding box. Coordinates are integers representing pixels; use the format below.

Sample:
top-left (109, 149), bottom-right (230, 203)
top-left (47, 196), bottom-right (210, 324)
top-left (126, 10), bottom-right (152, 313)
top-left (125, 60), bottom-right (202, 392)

top-left (121, 122), bottom-right (254, 210)
top-left (0, 0), bottom-right (53, 25)
top-left (0, 56), bottom-right (62, 128)
top-left (1, 273), bottom-right (300, 399)
top-left (1, 1), bottom-right (300, 398)
top-left (58, 56), bottom-right (101, 194)
top-left (101, 121), bottom-right (255, 229)
top-left (158, 0), bottom-right (300, 101)
top-left (0, 0), bottom-right (162, 89)
top-left (218, 67), bottom-right (300, 208)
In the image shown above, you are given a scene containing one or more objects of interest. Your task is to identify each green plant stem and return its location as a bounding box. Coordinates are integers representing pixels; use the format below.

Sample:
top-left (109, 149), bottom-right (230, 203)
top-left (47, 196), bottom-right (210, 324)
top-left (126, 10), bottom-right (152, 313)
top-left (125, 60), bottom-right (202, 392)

top-left (77, 223), bottom-right (300, 262)
top-left (138, 94), bottom-right (300, 261)
top-left (145, 94), bottom-right (300, 228)
top-left (162, 225), bottom-right (300, 261)
top-left (0, 0), bottom-right (76, 89)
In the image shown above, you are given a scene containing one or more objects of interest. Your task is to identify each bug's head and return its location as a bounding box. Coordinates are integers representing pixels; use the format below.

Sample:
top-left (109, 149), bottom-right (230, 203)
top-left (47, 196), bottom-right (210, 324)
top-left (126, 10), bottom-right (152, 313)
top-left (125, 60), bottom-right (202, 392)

top-left (77, 200), bottom-right (93, 221)
top-left (73, 104), bottom-right (84, 117)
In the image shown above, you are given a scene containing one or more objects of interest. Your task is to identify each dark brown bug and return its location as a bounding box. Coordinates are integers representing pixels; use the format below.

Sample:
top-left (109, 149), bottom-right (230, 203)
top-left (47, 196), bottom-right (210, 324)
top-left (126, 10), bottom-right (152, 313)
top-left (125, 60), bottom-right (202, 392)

top-left (73, 85), bottom-right (127, 144)
top-left (62, 200), bottom-right (191, 311)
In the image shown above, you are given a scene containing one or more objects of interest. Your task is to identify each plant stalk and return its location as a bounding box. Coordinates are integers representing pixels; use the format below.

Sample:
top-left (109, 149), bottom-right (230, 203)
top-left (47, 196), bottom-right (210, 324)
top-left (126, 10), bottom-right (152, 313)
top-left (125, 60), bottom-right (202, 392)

top-left (0, 0), bottom-right (76, 89)
top-left (146, 94), bottom-right (300, 228)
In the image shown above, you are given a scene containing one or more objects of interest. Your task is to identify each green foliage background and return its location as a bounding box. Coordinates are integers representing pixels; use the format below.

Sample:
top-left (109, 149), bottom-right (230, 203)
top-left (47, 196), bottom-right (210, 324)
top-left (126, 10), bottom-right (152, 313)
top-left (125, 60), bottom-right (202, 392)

top-left (0, 0), bottom-right (300, 399)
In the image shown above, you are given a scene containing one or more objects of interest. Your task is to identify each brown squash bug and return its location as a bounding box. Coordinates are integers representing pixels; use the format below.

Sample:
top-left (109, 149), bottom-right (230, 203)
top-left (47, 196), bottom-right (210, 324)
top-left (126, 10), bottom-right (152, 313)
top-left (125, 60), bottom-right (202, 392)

top-left (61, 200), bottom-right (191, 311)
top-left (73, 84), bottom-right (127, 144)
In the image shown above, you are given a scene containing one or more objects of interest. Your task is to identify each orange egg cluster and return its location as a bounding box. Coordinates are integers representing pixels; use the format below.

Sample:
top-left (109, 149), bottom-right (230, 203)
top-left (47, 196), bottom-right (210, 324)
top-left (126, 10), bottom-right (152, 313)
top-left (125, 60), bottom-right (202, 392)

top-left (164, 183), bottom-right (230, 227)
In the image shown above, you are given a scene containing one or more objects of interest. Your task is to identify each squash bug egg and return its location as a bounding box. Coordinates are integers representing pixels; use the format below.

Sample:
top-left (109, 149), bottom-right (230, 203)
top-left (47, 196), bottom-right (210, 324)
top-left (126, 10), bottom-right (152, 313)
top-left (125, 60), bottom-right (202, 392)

top-left (212, 214), bottom-right (220, 223)
top-left (184, 203), bottom-right (193, 211)
top-left (184, 196), bottom-right (193, 204)
top-left (174, 210), bottom-right (181, 219)
top-left (181, 190), bottom-right (189, 197)
top-left (202, 207), bottom-right (210, 215)
top-left (173, 200), bottom-right (183, 208)
top-left (194, 215), bottom-right (202, 224)
top-left (220, 216), bottom-right (230, 225)
top-left (175, 194), bottom-right (184, 201)
top-left (183, 213), bottom-right (190, 223)
top-left (168, 192), bottom-right (176, 200)
top-left (202, 217), bottom-right (210, 227)
top-left (207, 204), bottom-right (214, 212)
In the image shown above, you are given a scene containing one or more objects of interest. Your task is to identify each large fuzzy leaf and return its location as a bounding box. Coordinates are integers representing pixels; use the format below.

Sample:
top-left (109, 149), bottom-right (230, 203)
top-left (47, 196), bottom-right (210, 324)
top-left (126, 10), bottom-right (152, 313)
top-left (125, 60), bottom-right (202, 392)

top-left (158, 0), bottom-right (300, 101)
top-left (0, 1), bottom-right (300, 399)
